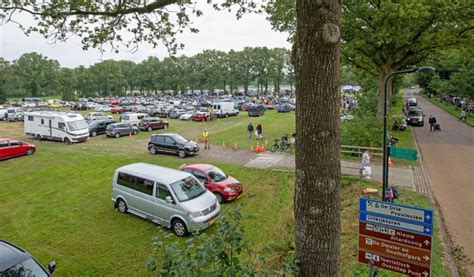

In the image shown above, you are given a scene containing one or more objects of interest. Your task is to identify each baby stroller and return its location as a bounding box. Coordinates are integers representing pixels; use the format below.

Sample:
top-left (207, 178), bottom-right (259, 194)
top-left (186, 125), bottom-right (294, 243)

top-left (433, 123), bottom-right (441, 132)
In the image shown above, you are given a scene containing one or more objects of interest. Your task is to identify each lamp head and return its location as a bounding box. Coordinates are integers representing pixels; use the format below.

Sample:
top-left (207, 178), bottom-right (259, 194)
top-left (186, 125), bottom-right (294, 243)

top-left (416, 66), bottom-right (435, 73)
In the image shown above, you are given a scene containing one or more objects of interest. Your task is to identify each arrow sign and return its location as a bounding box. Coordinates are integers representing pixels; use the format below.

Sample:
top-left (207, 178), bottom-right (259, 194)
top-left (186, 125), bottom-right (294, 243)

top-left (360, 198), bottom-right (433, 225)
top-left (360, 213), bottom-right (433, 236)
top-left (359, 250), bottom-right (431, 277)
top-left (359, 222), bottom-right (432, 251)
top-left (359, 235), bottom-right (431, 266)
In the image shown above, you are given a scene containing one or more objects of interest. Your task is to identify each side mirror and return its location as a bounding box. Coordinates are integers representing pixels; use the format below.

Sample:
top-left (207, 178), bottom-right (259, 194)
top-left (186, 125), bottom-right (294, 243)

top-left (165, 196), bottom-right (174, 204)
top-left (48, 261), bottom-right (57, 273)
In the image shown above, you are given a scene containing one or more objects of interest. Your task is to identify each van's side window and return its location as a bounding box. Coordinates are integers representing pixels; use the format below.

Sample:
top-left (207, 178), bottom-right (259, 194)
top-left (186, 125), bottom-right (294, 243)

top-left (117, 173), bottom-right (135, 189)
top-left (41, 119), bottom-right (44, 125)
top-left (28, 116), bottom-right (34, 121)
top-left (136, 177), bottom-right (154, 195)
top-left (156, 184), bottom-right (171, 201)
top-left (58, 122), bottom-right (66, 130)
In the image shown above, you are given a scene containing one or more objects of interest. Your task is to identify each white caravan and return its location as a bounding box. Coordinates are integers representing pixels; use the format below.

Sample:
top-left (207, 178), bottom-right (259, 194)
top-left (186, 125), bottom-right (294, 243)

top-left (24, 111), bottom-right (89, 143)
top-left (212, 102), bottom-right (239, 118)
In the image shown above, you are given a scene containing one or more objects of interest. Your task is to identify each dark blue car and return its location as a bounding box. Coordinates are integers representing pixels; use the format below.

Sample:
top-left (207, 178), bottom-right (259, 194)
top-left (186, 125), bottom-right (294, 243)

top-left (0, 240), bottom-right (56, 276)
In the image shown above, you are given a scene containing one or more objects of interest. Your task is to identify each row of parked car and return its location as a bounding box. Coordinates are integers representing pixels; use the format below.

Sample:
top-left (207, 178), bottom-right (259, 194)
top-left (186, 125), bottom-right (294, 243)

top-left (434, 94), bottom-right (473, 112)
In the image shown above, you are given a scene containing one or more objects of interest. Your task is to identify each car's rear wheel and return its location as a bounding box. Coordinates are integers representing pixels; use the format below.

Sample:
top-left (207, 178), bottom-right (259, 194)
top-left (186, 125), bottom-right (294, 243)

top-left (91, 131), bottom-right (97, 137)
top-left (133, 130), bottom-right (138, 135)
top-left (117, 199), bottom-right (127, 213)
top-left (147, 126), bottom-right (153, 132)
top-left (149, 146), bottom-right (157, 155)
top-left (26, 148), bottom-right (35, 156)
top-left (178, 150), bottom-right (186, 158)
top-left (171, 219), bottom-right (188, 237)
top-left (214, 192), bottom-right (224, 204)
top-left (115, 133), bottom-right (120, 138)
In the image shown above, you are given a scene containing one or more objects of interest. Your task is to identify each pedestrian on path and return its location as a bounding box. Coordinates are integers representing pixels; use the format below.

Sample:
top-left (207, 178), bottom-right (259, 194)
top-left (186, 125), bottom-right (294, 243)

top-left (429, 115), bottom-right (437, 132)
top-left (360, 149), bottom-right (372, 179)
top-left (202, 129), bottom-right (210, 150)
top-left (256, 123), bottom-right (263, 140)
top-left (247, 122), bottom-right (254, 139)
top-left (459, 109), bottom-right (467, 122)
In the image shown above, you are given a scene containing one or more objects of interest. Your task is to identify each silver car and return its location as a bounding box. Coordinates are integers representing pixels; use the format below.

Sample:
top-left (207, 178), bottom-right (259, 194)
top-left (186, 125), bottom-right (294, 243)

top-left (112, 163), bottom-right (220, 236)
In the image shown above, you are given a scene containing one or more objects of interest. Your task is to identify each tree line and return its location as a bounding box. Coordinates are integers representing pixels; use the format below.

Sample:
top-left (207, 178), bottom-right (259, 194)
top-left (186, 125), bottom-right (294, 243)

top-left (0, 47), bottom-right (295, 102)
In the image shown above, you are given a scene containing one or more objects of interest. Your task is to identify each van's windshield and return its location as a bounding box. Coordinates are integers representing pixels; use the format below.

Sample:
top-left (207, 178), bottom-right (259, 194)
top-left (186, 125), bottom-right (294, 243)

top-left (67, 120), bottom-right (88, 131)
top-left (170, 176), bottom-right (206, 202)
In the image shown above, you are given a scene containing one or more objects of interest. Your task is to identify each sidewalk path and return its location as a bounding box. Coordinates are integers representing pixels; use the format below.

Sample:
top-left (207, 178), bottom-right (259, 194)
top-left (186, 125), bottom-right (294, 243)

top-left (406, 89), bottom-right (474, 275)
top-left (196, 144), bottom-right (415, 190)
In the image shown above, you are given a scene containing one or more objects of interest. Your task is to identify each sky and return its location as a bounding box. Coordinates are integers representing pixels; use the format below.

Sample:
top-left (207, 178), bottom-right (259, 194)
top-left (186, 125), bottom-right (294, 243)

top-left (0, 3), bottom-right (291, 68)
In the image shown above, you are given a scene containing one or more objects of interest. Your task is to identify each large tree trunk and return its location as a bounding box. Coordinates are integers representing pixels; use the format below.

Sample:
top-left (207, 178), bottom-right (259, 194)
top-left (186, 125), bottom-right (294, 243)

top-left (294, 0), bottom-right (341, 275)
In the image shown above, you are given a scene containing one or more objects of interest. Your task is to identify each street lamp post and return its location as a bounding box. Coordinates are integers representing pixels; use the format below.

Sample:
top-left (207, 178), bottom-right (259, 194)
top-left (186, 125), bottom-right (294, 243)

top-left (382, 66), bottom-right (435, 201)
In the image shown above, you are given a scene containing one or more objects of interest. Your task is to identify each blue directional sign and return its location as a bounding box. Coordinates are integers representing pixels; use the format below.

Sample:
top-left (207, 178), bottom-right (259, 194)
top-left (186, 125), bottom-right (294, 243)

top-left (360, 198), bottom-right (433, 225)
top-left (359, 213), bottom-right (433, 236)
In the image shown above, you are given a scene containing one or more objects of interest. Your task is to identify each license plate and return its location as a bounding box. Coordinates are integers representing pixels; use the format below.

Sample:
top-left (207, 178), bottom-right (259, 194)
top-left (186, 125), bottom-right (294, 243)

top-left (209, 219), bottom-right (216, 226)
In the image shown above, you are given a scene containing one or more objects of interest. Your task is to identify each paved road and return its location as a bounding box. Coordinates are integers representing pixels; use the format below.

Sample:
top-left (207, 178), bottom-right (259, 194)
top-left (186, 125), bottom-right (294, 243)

top-left (406, 89), bottom-right (474, 275)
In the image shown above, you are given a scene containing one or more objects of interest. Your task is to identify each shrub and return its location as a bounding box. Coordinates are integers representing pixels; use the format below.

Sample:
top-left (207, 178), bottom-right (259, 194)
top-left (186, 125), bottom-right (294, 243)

top-left (341, 115), bottom-right (383, 147)
top-left (147, 209), bottom-right (299, 276)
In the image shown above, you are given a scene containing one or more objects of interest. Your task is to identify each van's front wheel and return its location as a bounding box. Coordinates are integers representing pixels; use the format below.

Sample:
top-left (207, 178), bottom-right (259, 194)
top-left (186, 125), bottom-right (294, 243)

top-left (172, 219), bottom-right (188, 237)
top-left (117, 199), bottom-right (127, 213)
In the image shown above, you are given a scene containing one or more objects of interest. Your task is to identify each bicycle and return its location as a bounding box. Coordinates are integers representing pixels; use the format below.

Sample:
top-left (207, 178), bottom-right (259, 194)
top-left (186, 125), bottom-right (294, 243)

top-left (270, 134), bottom-right (293, 153)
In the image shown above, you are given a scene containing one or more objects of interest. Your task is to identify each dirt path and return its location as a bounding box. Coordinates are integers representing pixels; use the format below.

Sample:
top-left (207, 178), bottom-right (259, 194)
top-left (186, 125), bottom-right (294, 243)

top-left (406, 89), bottom-right (474, 275)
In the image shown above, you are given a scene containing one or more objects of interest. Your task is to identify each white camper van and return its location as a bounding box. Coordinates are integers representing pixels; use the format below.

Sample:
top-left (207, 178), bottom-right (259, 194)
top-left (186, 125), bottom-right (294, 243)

top-left (212, 102), bottom-right (239, 118)
top-left (24, 111), bottom-right (89, 143)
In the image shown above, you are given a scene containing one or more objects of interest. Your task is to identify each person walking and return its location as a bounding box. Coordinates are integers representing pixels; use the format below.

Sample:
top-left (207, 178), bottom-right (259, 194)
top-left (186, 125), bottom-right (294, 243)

top-left (247, 122), bottom-right (254, 139)
top-left (459, 109), bottom-right (467, 122)
top-left (256, 123), bottom-right (263, 140)
top-left (202, 129), bottom-right (210, 150)
top-left (359, 149), bottom-right (371, 179)
top-left (428, 115), bottom-right (437, 132)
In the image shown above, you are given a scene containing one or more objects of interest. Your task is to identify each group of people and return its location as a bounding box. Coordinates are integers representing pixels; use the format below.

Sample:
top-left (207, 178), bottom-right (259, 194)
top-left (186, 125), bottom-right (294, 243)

top-left (201, 122), bottom-right (263, 150)
top-left (247, 122), bottom-right (263, 139)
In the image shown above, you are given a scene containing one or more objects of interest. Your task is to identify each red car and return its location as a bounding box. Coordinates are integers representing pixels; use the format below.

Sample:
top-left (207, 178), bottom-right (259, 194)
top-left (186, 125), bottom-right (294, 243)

top-left (111, 106), bottom-right (123, 114)
top-left (0, 138), bottom-right (36, 160)
top-left (179, 163), bottom-right (243, 203)
top-left (192, 112), bottom-right (212, 122)
top-left (138, 117), bottom-right (169, 131)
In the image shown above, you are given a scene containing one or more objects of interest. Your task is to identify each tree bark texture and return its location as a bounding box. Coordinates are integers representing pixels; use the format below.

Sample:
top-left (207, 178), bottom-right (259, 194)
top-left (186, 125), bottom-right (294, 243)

top-left (294, 0), bottom-right (341, 276)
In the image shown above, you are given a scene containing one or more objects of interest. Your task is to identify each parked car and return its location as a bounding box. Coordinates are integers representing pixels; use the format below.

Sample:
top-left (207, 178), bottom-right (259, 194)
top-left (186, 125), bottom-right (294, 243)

top-left (106, 123), bottom-right (139, 138)
top-left (0, 138), bottom-right (36, 160)
top-left (112, 163), bottom-right (220, 236)
top-left (0, 240), bottom-right (56, 276)
top-left (111, 106), bottom-right (123, 114)
top-left (84, 112), bottom-right (113, 122)
top-left (138, 117), bottom-right (169, 131)
top-left (148, 133), bottom-right (199, 158)
top-left (8, 111), bottom-right (25, 122)
top-left (248, 105), bottom-right (265, 117)
top-left (95, 105), bottom-right (112, 112)
top-left (340, 112), bottom-right (354, 122)
top-left (88, 119), bottom-right (116, 137)
top-left (406, 97), bottom-right (417, 107)
top-left (179, 111), bottom-right (194, 120)
top-left (156, 110), bottom-right (170, 118)
top-left (120, 112), bottom-right (149, 126)
top-left (169, 109), bottom-right (186, 119)
top-left (193, 112), bottom-right (213, 122)
top-left (406, 107), bottom-right (424, 126)
top-left (179, 163), bottom-right (243, 203)
top-left (276, 103), bottom-right (293, 113)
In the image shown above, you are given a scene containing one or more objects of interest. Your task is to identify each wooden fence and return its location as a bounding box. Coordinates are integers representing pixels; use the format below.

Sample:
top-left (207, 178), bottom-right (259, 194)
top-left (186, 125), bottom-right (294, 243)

top-left (341, 145), bottom-right (383, 158)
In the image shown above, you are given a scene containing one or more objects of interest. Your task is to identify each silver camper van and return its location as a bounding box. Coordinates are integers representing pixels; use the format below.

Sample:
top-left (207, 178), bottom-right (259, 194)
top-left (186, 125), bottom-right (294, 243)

top-left (112, 163), bottom-right (220, 236)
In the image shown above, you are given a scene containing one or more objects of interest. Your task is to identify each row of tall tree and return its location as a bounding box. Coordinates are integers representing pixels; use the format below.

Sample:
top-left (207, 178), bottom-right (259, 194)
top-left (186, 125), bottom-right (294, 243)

top-left (0, 47), bottom-right (295, 102)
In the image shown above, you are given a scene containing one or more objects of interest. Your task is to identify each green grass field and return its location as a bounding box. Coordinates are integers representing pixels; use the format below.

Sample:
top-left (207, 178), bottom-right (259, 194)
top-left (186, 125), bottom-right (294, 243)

top-left (0, 118), bottom-right (448, 276)
top-left (424, 96), bottom-right (474, 127)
